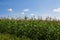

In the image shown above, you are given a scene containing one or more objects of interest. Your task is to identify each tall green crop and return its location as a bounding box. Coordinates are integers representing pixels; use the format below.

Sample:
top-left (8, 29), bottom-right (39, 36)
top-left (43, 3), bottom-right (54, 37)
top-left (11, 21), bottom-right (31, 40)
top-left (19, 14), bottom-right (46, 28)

top-left (0, 18), bottom-right (60, 40)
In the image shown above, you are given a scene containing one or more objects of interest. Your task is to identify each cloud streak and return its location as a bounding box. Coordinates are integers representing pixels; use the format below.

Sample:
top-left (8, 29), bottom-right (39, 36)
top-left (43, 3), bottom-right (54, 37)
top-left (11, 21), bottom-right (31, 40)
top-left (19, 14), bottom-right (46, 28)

top-left (23, 9), bottom-right (29, 12)
top-left (21, 12), bottom-right (25, 15)
top-left (30, 13), bottom-right (35, 16)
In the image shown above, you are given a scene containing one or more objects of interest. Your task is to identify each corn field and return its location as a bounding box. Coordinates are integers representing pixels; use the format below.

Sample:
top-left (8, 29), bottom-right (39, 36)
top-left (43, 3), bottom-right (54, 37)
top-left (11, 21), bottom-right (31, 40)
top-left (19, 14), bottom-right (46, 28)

top-left (0, 17), bottom-right (60, 40)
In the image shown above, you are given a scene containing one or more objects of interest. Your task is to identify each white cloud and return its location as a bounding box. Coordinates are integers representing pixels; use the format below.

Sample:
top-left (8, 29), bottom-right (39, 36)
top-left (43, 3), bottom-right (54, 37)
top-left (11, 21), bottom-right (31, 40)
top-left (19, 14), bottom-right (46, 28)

top-left (20, 8), bottom-right (29, 15)
top-left (8, 8), bottom-right (13, 12)
top-left (53, 8), bottom-right (60, 12)
top-left (23, 9), bottom-right (29, 12)
top-left (21, 12), bottom-right (25, 15)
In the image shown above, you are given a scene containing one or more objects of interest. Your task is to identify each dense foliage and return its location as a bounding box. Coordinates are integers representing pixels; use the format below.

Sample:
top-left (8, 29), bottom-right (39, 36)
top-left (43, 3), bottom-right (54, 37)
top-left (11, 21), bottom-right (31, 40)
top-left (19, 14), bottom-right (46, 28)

top-left (0, 33), bottom-right (31, 40)
top-left (0, 17), bottom-right (60, 40)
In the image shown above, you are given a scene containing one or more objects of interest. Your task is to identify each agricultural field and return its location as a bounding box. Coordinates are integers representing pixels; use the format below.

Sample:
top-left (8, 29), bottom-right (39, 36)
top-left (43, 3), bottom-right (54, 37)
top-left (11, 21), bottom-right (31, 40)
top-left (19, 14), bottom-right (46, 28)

top-left (1, 0), bottom-right (60, 40)
top-left (0, 17), bottom-right (60, 40)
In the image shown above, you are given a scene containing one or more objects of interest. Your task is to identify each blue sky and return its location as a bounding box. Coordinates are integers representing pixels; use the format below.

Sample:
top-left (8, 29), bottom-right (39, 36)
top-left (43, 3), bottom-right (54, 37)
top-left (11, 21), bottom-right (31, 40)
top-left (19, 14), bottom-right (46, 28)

top-left (0, 0), bottom-right (60, 19)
